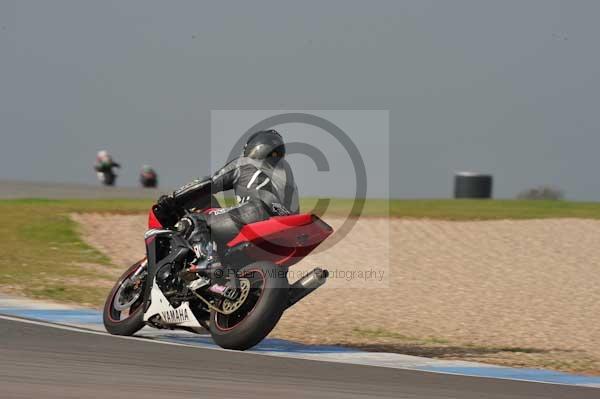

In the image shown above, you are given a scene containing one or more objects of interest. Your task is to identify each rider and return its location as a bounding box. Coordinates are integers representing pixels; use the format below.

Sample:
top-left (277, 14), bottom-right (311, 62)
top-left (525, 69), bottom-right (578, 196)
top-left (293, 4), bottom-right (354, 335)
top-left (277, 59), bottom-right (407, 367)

top-left (94, 150), bottom-right (121, 174)
top-left (140, 164), bottom-right (158, 188)
top-left (152, 130), bottom-right (298, 281)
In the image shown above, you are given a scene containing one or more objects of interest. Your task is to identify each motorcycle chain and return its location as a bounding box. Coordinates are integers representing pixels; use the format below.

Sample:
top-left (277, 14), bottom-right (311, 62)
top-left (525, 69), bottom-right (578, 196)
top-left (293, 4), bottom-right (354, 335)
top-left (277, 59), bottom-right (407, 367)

top-left (191, 278), bottom-right (250, 315)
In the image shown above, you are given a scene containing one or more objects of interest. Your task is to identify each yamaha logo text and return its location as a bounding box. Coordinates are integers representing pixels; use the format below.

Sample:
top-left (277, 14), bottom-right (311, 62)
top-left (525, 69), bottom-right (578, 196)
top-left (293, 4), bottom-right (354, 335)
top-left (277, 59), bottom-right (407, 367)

top-left (161, 308), bottom-right (190, 324)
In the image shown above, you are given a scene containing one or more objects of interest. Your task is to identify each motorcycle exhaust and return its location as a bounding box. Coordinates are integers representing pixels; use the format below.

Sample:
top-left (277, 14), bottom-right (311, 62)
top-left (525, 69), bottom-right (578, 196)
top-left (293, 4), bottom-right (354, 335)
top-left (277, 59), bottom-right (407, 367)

top-left (287, 268), bottom-right (329, 309)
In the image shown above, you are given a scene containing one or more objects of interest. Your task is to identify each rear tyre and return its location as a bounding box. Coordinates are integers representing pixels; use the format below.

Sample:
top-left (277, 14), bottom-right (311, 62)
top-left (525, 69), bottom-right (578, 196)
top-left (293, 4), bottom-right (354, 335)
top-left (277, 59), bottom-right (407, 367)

top-left (209, 261), bottom-right (289, 350)
top-left (103, 259), bottom-right (146, 336)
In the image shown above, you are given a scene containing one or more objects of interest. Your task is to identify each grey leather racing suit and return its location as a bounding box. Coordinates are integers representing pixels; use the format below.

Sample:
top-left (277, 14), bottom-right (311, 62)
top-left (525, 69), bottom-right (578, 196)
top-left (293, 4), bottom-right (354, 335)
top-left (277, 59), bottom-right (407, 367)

top-left (171, 156), bottom-right (299, 235)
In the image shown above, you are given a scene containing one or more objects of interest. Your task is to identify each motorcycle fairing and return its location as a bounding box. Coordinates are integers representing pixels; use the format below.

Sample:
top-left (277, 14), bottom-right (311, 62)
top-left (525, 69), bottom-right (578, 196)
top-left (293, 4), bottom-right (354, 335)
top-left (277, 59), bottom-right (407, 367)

top-left (148, 209), bottom-right (163, 229)
top-left (143, 280), bottom-right (203, 328)
top-left (141, 229), bottom-right (190, 312)
top-left (225, 214), bottom-right (333, 267)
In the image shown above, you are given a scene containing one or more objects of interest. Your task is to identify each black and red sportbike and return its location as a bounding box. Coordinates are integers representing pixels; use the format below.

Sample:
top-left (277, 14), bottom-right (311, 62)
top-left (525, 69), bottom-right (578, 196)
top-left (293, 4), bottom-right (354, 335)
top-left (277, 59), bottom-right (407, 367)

top-left (103, 197), bottom-right (332, 350)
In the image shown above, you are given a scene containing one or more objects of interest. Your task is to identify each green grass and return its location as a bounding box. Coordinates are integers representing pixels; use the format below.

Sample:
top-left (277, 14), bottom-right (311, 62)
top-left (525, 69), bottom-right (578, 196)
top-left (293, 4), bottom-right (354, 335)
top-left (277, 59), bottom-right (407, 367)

top-left (2, 197), bottom-right (600, 304)
top-left (0, 199), bottom-right (154, 304)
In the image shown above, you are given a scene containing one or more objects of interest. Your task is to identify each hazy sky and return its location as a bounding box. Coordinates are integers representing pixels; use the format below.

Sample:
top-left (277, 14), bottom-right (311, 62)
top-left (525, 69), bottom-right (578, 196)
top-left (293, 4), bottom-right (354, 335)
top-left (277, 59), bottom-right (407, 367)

top-left (1, 0), bottom-right (599, 199)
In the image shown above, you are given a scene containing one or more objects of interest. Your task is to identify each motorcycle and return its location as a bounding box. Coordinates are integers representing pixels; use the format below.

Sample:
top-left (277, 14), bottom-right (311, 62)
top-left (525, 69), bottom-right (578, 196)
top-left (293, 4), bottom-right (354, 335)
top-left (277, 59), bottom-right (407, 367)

top-left (96, 170), bottom-right (117, 186)
top-left (139, 167), bottom-right (158, 188)
top-left (94, 152), bottom-right (119, 186)
top-left (103, 197), bottom-right (333, 350)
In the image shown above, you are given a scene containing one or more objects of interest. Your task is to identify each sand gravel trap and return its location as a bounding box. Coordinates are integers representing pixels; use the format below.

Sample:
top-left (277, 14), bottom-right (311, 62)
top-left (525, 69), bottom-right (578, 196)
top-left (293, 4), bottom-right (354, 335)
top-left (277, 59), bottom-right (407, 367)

top-left (71, 213), bottom-right (600, 373)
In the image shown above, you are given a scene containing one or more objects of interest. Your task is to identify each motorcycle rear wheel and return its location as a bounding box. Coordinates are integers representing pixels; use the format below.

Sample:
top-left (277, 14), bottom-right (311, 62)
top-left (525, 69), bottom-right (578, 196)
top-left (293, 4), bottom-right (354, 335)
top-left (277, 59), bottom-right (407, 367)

top-left (209, 261), bottom-right (289, 350)
top-left (103, 259), bottom-right (146, 336)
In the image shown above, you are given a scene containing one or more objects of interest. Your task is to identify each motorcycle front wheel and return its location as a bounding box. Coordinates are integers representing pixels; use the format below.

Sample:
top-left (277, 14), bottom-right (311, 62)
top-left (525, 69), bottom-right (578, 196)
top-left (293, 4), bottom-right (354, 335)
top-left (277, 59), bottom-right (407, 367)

top-left (209, 261), bottom-right (289, 350)
top-left (103, 259), bottom-right (147, 336)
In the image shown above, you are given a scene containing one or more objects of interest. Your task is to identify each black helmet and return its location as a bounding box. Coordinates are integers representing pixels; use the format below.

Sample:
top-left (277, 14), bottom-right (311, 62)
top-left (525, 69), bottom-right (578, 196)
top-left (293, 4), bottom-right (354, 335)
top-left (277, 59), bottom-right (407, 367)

top-left (243, 129), bottom-right (285, 160)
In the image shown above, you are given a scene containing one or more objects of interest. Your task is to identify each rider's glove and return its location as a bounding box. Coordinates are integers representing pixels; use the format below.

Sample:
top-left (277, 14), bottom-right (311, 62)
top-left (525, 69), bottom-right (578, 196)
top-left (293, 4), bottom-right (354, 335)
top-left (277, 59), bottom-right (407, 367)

top-left (157, 194), bottom-right (177, 211)
top-left (153, 194), bottom-right (180, 228)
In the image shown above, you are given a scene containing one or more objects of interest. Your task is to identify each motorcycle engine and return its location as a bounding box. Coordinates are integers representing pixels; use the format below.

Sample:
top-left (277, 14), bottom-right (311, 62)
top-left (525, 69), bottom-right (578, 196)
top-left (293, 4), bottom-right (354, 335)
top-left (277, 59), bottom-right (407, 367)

top-left (156, 263), bottom-right (180, 297)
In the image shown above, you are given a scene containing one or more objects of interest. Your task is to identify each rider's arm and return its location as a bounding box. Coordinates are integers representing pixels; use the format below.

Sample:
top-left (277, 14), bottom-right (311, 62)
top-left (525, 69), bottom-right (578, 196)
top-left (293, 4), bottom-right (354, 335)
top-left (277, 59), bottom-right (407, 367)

top-left (153, 177), bottom-right (212, 227)
top-left (211, 159), bottom-right (239, 193)
top-left (172, 177), bottom-right (212, 207)
top-left (172, 157), bottom-right (239, 207)
top-left (153, 159), bottom-right (239, 227)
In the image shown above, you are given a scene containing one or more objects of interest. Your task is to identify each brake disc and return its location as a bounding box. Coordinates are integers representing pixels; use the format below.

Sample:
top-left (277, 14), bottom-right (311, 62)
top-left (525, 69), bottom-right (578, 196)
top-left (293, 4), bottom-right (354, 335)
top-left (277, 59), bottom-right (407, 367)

top-left (221, 278), bottom-right (251, 315)
top-left (113, 278), bottom-right (142, 311)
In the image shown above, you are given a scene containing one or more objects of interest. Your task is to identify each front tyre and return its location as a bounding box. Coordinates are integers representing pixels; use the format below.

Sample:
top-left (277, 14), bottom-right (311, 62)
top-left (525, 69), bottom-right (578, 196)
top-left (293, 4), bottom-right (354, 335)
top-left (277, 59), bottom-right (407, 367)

top-left (103, 259), bottom-right (147, 336)
top-left (209, 261), bottom-right (289, 350)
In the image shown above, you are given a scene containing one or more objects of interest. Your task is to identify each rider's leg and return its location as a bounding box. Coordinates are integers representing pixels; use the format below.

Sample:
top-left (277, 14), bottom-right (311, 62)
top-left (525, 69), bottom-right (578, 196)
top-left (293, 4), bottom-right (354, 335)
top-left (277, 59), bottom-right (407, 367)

top-left (187, 199), bottom-right (271, 288)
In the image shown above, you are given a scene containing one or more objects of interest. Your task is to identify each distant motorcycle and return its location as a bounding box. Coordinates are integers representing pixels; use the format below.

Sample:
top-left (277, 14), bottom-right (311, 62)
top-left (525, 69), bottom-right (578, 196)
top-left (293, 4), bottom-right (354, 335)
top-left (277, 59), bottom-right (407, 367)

top-left (94, 150), bottom-right (120, 186)
top-left (139, 165), bottom-right (158, 188)
top-left (103, 195), bottom-right (332, 350)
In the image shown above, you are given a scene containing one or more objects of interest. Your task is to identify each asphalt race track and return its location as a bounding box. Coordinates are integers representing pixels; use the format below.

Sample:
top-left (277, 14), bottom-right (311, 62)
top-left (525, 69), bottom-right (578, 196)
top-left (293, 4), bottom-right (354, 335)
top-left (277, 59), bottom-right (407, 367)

top-left (1, 317), bottom-right (597, 399)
